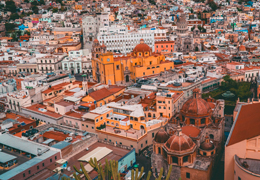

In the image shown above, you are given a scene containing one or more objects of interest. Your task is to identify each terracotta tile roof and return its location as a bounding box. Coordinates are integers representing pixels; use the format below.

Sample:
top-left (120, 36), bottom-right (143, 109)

top-left (227, 103), bottom-right (260, 146)
top-left (182, 125), bottom-right (201, 138)
top-left (107, 85), bottom-right (126, 93)
top-left (89, 88), bottom-right (114, 101)
top-left (43, 131), bottom-right (69, 142)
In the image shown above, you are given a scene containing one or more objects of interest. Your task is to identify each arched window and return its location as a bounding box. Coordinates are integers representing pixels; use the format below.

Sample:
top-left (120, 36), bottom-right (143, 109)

top-left (209, 134), bottom-right (214, 139)
top-left (158, 147), bottom-right (161, 154)
top-left (148, 113), bottom-right (151, 117)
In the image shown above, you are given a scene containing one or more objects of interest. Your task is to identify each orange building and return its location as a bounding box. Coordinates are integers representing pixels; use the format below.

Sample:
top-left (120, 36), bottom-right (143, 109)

top-left (225, 102), bottom-right (260, 180)
top-left (154, 41), bottom-right (175, 53)
top-left (92, 39), bottom-right (174, 85)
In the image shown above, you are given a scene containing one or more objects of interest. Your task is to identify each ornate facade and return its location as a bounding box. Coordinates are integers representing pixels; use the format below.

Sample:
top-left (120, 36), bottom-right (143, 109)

top-left (175, 14), bottom-right (201, 54)
top-left (151, 88), bottom-right (225, 180)
top-left (92, 39), bottom-right (174, 85)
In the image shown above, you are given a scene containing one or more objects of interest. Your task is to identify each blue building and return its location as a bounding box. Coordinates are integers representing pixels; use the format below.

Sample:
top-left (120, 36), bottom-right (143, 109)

top-left (18, 24), bottom-right (29, 31)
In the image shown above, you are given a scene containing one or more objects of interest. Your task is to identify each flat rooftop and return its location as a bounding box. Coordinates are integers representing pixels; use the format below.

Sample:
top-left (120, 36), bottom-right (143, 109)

top-left (0, 146), bottom-right (31, 175)
top-left (186, 156), bottom-right (212, 171)
top-left (98, 126), bottom-right (144, 140)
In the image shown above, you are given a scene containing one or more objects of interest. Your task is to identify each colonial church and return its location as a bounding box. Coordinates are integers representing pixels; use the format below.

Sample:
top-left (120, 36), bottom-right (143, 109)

top-left (151, 88), bottom-right (225, 180)
top-left (174, 14), bottom-right (201, 54)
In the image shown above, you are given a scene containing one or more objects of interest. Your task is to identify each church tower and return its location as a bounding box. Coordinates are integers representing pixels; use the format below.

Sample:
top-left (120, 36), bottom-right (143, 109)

top-left (176, 13), bottom-right (188, 36)
top-left (193, 25), bottom-right (201, 51)
top-left (92, 39), bottom-right (102, 59)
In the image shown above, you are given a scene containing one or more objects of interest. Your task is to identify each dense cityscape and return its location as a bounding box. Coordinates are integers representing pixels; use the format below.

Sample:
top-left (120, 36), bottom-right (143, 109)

top-left (0, 0), bottom-right (258, 179)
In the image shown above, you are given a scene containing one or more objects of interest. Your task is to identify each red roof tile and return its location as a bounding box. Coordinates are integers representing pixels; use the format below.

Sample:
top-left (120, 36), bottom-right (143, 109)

top-left (89, 88), bottom-right (114, 101)
top-left (227, 103), bottom-right (260, 146)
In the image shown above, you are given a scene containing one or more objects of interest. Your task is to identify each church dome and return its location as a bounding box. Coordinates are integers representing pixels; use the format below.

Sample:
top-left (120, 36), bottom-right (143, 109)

top-left (154, 128), bottom-right (170, 143)
top-left (133, 40), bottom-right (151, 52)
top-left (164, 126), bottom-right (195, 153)
top-left (181, 88), bottom-right (212, 117)
top-left (200, 135), bottom-right (215, 151)
top-left (200, 141), bottom-right (215, 151)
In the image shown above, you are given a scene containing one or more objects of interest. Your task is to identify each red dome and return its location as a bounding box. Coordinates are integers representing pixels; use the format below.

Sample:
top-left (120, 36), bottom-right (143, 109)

top-left (133, 43), bottom-right (151, 52)
top-left (181, 89), bottom-right (212, 117)
top-left (181, 98), bottom-right (212, 116)
top-left (165, 132), bottom-right (195, 152)
top-left (154, 129), bottom-right (169, 143)
top-left (94, 39), bottom-right (99, 42)
top-left (200, 141), bottom-right (215, 151)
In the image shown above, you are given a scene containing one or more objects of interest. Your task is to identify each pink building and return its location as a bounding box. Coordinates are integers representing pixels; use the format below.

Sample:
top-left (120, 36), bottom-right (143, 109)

top-left (225, 102), bottom-right (260, 180)
top-left (226, 62), bottom-right (244, 70)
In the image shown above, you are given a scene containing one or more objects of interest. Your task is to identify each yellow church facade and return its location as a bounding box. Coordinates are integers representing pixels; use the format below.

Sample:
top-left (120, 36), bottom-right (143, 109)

top-left (92, 39), bottom-right (174, 85)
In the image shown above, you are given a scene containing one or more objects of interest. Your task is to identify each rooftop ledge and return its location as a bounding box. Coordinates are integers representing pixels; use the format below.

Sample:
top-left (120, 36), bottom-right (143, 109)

top-left (234, 154), bottom-right (260, 177)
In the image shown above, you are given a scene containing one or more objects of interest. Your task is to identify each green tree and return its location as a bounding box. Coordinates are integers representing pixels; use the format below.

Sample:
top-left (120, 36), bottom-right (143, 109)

top-left (10, 13), bottom-right (20, 20)
top-left (24, 30), bottom-right (30, 35)
top-left (60, 6), bottom-right (66, 11)
top-left (32, 5), bottom-right (39, 14)
top-left (52, 7), bottom-right (58, 13)
top-left (209, 1), bottom-right (218, 11)
top-left (5, 0), bottom-right (17, 13)
top-left (5, 23), bottom-right (15, 32)
top-left (39, 0), bottom-right (45, 5)
top-left (71, 158), bottom-right (173, 180)
top-left (31, 1), bottom-right (39, 6)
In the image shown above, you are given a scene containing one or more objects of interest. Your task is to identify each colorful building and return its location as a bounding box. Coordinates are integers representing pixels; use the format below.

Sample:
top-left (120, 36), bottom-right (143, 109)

top-left (225, 103), bottom-right (260, 180)
top-left (92, 39), bottom-right (174, 85)
top-left (154, 41), bottom-right (175, 53)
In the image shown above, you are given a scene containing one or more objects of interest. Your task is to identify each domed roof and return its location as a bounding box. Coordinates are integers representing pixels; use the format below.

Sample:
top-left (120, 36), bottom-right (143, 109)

top-left (181, 88), bottom-right (212, 116)
top-left (182, 125), bottom-right (201, 138)
top-left (94, 39), bottom-right (99, 43)
top-left (239, 45), bottom-right (246, 51)
top-left (133, 43), bottom-right (151, 52)
top-left (164, 127), bottom-right (195, 153)
top-left (200, 139), bottom-right (215, 151)
top-left (154, 128), bottom-right (170, 143)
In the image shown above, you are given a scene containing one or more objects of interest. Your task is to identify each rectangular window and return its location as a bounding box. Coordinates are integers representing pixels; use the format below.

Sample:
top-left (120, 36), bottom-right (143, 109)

top-left (186, 172), bottom-right (190, 178)
top-left (37, 166), bottom-right (39, 170)
top-left (42, 163), bottom-right (44, 167)
top-left (50, 159), bottom-right (52, 162)
top-left (152, 133), bottom-right (154, 138)
top-left (116, 65), bottom-right (120, 70)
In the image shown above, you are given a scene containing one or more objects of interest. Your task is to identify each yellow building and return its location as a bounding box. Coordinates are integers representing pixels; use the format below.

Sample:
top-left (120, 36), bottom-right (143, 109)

top-left (92, 39), bottom-right (174, 85)
top-left (74, 4), bottom-right (83, 10)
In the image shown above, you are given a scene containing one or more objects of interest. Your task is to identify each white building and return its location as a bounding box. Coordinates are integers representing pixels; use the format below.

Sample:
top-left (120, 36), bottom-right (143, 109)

top-left (82, 12), bottom-right (109, 48)
top-left (97, 28), bottom-right (155, 54)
